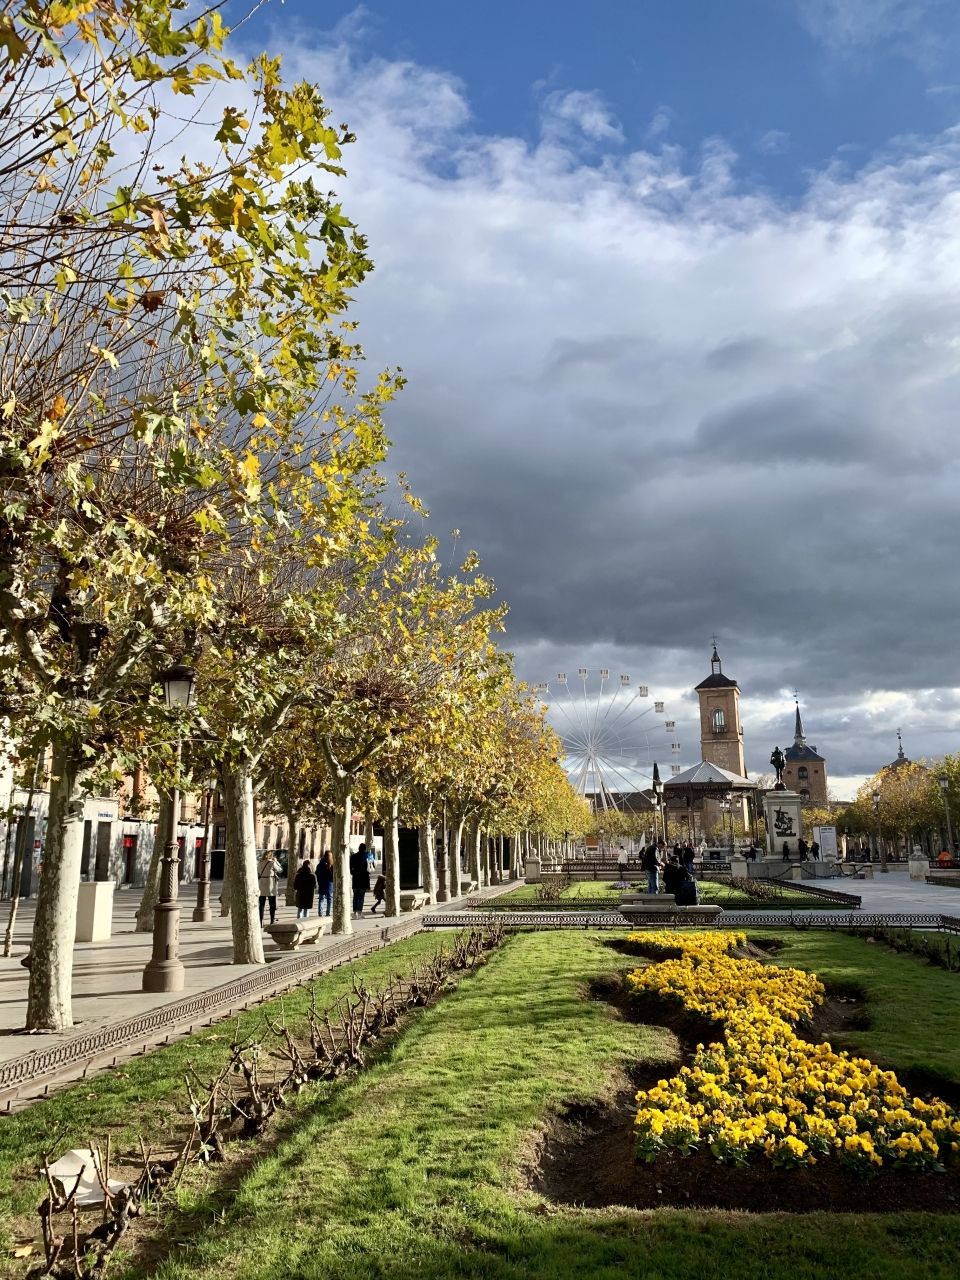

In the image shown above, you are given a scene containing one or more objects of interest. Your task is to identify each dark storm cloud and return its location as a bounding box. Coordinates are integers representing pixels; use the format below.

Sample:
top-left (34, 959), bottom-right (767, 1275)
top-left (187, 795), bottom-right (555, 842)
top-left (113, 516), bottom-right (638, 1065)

top-left (280, 37), bottom-right (960, 789)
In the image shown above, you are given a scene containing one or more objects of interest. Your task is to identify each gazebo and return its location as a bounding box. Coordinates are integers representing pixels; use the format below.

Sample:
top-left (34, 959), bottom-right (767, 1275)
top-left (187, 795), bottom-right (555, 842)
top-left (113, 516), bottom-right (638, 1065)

top-left (663, 761), bottom-right (761, 844)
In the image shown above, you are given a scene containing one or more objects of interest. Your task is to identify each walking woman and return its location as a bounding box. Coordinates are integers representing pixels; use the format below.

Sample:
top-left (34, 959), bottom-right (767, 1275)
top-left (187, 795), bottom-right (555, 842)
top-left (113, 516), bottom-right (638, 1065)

top-left (315, 850), bottom-right (334, 918)
top-left (294, 858), bottom-right (316, 919)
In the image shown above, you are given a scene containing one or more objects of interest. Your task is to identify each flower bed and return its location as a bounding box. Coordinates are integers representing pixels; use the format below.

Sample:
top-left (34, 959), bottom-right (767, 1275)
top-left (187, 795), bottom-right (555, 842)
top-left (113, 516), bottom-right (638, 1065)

top-left (628, 931), bottom-right (960, 1171)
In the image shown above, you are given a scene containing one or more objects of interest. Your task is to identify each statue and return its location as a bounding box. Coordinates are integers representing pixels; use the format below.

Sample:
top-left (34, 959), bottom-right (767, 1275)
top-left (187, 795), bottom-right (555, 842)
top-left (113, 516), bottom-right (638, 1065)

top-left (770, 745), bottom-right (786, 790)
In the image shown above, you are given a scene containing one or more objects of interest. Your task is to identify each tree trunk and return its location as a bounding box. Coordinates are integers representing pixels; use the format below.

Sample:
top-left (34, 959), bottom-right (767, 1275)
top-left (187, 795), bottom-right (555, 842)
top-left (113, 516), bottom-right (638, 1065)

top-left (418, 816), bottom-right (437, 902)
top-left (222, 765), bottom-right (265, 965)
top-left (284, 808), bottom-right (299, 906)
top-left (479, 828), bottom-right (490, 887)
top-left (25, 740), bottom-right (86, 1030)
top-left (3, 767), bottom-right (38, 957)
top-left (468, 821), bottom-right (482, 887)
top-left (447, 816), bottom-right (464, 900)
top-left (135, 795), bottom-right (171, 933)
top-left (220, 839), bottom-right (232, 916)
top-left (436, 802), bottom-right (449, 903)
top-left (382, 791), bottom-right (401, 917)
top-left (331, 788), bottom-right (353, 935)
top-left (363, 810), bottom-right (374, 850)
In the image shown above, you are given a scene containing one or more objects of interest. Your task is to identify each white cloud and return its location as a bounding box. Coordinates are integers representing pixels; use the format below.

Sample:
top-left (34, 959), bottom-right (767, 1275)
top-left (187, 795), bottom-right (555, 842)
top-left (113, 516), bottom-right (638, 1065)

top-left (792, 0), bottom-right (955, 60)
top-left (756, 128), bottom-right (790, 154)
top-left (540, 88), bottom-right (625, 145)
top-left (266, 29), bottom-right (960, 777)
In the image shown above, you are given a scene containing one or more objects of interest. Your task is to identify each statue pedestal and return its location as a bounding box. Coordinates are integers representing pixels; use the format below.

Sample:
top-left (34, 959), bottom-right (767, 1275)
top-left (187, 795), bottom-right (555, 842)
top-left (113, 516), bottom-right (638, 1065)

top-left (763, 790), bottom-right (803, 857)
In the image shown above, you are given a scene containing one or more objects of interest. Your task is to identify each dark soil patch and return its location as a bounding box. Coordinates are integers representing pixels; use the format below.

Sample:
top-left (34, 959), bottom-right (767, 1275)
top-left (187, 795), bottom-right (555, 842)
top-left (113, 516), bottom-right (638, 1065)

top-left (527, 1074), bottom-right (960, 1213)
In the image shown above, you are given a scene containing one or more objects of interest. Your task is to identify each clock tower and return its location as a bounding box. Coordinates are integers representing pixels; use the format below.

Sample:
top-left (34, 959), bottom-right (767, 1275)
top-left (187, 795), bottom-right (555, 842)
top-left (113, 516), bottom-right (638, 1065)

top-left (695, 645), bottom-right (746, 777)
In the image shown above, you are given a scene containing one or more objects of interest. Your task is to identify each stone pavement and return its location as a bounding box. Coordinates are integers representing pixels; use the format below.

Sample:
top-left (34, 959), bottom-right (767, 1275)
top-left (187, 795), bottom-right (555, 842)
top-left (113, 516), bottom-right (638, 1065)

top-left (0, 879), bottom-right (511, 1068)
top-left (803, 867), bottom-right (960, 915)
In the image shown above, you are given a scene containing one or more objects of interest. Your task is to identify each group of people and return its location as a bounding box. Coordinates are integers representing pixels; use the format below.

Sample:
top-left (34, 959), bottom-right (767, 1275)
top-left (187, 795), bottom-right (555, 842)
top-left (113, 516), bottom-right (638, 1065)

top-left (256, 842), bottom-right (386, 926)
top-left (642, 841), bottom-right (699, 904)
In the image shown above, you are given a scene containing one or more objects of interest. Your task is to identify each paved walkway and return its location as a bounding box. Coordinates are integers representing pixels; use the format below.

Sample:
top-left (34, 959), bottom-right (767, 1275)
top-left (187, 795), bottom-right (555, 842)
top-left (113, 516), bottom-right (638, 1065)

top-left (0, 880), bottom-right (510, 1066)
top-left (803, 868), bottom-right (960, 915)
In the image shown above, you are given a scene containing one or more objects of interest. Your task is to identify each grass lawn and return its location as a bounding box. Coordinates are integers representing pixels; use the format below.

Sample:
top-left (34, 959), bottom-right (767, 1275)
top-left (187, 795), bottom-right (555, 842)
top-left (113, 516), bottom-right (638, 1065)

top-left (702, 880), bottom-right (853, 910)
top-left (0, 931), bottom-right (450, 1244)
top-left (753, 929), bottom-right (960, 1086)
top-left (496, 879), bottom-right (626, 902)
top-left (498, 879), bottom-right (848, 910)
top-left (87, 931), bottom-right (960, 1280)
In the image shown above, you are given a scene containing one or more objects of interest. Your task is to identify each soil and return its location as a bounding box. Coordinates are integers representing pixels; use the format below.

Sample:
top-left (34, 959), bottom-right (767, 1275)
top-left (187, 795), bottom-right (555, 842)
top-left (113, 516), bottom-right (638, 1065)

top-left (527, 1076), bottom-right (960, 1212)
top-left (523, 966), bottom-right (960, 1214)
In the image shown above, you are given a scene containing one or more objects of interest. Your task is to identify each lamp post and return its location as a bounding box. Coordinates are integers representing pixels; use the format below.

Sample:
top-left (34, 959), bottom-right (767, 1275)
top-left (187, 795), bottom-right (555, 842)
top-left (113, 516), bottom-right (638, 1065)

top-left (652, 761), bottom-right (665, 844)
top-left (939, 774), bottom-right (955, 859)
top-left (143, 662), bottom-right (195, 993)
top-left (193, 785), bottom-right (213, 923)
top-left (871, 787), bottom-right (884, 870)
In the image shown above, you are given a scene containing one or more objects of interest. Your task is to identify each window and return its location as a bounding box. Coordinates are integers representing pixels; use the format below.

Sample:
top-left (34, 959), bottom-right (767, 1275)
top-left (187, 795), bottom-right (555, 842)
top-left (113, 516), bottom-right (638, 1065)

top-left (800, 788), bottom-right (810, 801)
top-left (712, 707), bottom-right (725, 734)
top-left (798, 766), bottom-right (808, 780)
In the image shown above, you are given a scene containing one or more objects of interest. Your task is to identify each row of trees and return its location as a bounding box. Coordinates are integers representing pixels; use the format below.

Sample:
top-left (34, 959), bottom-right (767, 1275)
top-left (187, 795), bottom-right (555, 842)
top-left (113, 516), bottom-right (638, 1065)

top-left (828, 758), bottom-right (959, 855)
top-left (0, 1), bottom-right (589, 1031)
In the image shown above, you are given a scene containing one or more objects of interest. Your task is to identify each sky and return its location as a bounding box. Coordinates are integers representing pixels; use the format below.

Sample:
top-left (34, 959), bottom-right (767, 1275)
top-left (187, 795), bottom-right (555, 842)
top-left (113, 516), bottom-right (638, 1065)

top-left (228, 0), bottom-right (960, 799)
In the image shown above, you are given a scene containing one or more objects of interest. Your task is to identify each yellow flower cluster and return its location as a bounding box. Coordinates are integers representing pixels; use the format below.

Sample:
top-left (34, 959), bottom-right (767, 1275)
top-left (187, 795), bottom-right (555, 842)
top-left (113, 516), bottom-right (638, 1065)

top-left (628, 931), bottom-right (960, 1171)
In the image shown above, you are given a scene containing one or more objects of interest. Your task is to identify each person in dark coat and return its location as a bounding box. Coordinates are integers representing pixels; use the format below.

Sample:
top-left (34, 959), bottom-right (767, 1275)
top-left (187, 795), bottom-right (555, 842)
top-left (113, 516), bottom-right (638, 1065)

top-left (681, 844), bottom-right (695, 874)
top-left (349, 844), bottom-right (371, 918)
top-left (294, 859), bottom-right (315, 918)
top-left (662, 856), bottom-right (685, 900)
top-left (315, 850), bottom-right (334, 918)
top-left (370, 873), bottom-right (386, 913)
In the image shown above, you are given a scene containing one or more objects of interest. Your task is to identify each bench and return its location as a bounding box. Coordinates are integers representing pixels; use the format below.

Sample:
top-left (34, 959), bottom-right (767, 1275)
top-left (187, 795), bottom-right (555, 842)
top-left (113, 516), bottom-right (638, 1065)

top-left (266, 920), bottom-right (328, 950)
top-left (399, 891), bottom-right (431, 912)
top-left (620, 903), bottom-right (724, 927)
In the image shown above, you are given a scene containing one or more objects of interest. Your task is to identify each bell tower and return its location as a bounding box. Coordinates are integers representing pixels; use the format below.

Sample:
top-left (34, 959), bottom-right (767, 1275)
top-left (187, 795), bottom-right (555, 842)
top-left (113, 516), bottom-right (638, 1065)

top-left (695, 644), bottom-right (746, 777)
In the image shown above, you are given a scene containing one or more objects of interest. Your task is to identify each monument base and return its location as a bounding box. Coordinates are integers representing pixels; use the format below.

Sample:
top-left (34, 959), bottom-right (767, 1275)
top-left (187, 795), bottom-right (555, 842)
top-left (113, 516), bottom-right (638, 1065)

top-left (763, 790), bottom-right (803, 857)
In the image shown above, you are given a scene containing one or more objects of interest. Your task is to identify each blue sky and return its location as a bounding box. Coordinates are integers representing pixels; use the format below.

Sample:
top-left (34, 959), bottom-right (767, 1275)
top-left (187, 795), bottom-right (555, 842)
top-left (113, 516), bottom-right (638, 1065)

top-left (219, 2), bottom-right (960, 795)
top-left (248, 0), bottom-right (960, 196)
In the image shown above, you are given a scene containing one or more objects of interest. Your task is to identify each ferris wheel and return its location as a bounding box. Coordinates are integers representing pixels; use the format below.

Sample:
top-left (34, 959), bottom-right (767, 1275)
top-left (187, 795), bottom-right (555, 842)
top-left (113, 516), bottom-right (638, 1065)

top-left (533, 668), bottom-right (678, 812)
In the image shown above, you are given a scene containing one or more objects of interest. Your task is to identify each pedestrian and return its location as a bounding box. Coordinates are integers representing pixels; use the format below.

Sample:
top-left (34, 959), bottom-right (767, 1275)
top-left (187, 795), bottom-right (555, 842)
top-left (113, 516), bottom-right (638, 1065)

top-left (681, 844), bottom-right (695, 875)
top-left (257, 849), bottom-right (283, 926)
top-left (294, 858), bottom-right (315, 918)
top-left (315, 850), bottom-right (334, 917)
top-left (798, 837), bottom-right (809, 862)
top-left (810, 840), bottom-right (820, 860)
top-left (662, 855), bottom-right (685, 900)
top-left (643, 842), bottom-right (662, 894)
top-left (370, 873), bottom-right (386, 913)
top-left (349, 843), bottom-right (371, 918)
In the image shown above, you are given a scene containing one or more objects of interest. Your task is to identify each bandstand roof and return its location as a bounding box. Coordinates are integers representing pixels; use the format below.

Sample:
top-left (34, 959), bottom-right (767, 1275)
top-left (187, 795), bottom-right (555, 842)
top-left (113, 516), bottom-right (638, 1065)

top-left (664, 761), bottom-right (757, 793)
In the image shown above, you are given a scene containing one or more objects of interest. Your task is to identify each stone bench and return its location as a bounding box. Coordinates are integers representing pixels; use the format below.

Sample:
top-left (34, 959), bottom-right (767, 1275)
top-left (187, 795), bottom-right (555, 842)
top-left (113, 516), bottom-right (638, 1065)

top-left (266, 920), bottom-right (328, 950)
top-left (400, 891), bottom-right (431, 912)
top-left (620, 903), bottom-right (724, 926)
top-left (621, 893), bottom-right (669, 906)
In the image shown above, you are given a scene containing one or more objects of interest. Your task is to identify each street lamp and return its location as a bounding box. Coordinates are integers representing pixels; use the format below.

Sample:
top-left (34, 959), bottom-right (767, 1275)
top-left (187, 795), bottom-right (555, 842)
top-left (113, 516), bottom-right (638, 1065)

top-left (652, 761), bottom-right (665, 843)
top-left (143, 661), bottom-right (196, 993)
top-left (193, 785), bottom-right (213, 923)
top-left (871, 787), bottom-right (884, 870)
top-left (939, 774), bottom-right (955, 859)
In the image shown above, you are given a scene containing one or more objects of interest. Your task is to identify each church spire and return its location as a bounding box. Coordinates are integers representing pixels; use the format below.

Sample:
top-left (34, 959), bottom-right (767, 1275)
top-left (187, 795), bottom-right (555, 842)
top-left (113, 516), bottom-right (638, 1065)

top-left (794, 698), bottom-right (805, 746)
top-left (710, 638), bottom-right (722, 676)
top-left (896, 728), bottom-right (905, 761)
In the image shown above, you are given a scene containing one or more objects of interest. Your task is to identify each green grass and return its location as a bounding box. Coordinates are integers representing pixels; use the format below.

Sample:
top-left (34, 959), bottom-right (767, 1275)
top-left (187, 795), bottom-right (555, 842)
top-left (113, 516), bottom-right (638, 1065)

top-left (496, 879), bottom-right (626, 902)
top-left (133, 933), bottom-right (960, 1279)
top-left (702, 880), bottom-right (852, 910)
top-left (0, 931), bottom-right (449, 1234)
top-left (498, 879), bottom-right (848, 910)
top-left (753, 929), bottom-right (960, 1085)
top-left (10, 930), bottom-right (960, 1280)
